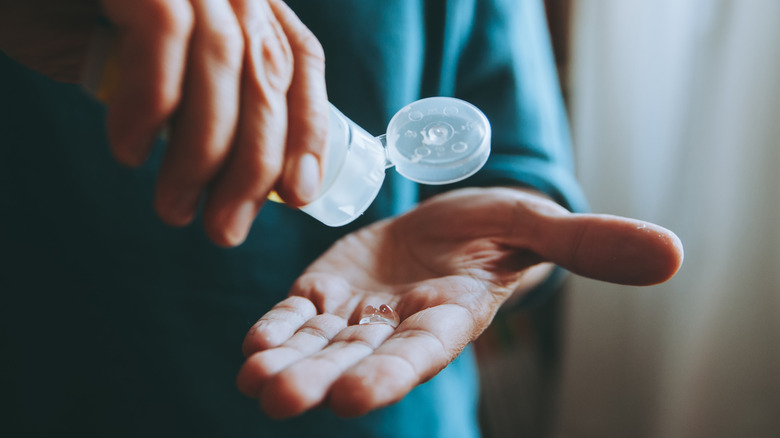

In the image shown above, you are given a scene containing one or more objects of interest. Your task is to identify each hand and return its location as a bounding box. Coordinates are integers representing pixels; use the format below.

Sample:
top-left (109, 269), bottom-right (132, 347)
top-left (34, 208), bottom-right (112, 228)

top-left (236, 187), bottom-right (684, 418)
top-left (0, 0), bottom-right (328, 246)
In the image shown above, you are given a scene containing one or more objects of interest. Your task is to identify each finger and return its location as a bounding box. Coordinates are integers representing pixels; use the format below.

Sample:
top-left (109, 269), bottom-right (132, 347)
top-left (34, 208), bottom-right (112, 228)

top-left (202, 0), bottom-right (294, 246)
top-left (259, 323), bottom-right (395, 419)
top-left (328, 304), bottom-right (475, 417)
top-left (236, 313), bottom-right (346, 397)
top-left (482, 189), bottom-right (684, 285)
top-left (154, 0), bottom-right (244, 226)
top-left (529, 213), bottom-right (684, 286)
top-left (406, 188), bottom-right (684, 285)
top-left (268, 0), bottom-right (329, 207)
top-left (490, 188), bottom-right (685, 284)
top-left (242, 296), bottom-right (317, 356)
top-left (100, 0), bottom-right (193, 166)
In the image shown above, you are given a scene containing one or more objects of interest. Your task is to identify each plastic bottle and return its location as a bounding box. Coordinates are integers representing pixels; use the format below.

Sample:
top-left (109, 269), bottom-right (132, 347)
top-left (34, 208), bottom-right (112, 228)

top-left (305, 97), bottom-right (491, 226)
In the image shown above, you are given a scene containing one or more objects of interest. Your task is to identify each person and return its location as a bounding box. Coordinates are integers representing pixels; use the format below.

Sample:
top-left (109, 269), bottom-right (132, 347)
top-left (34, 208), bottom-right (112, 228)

top-left (0, 0), bottom-right (683, 437)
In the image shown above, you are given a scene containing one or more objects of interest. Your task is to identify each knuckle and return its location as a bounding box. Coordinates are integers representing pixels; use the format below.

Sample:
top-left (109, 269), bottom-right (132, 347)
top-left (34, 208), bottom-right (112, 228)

top-left (264, 22), bottom-right (294, 61)
top-left (233, 149), bottom-right (282, 194)
top-left (257, 26), bottom-right (294, 91)
top-left (143, 0), bottom-right (194, 41)
top-left (268, 0), bottom-right (324, 64)
top-left (283, 110), bottom-right (328, 171)
top-left (144, 83), bottom-right (179, 120)
top-left (205, 23), bottom-right (244, 69)
top-left (294, 28), bottom-right (326, 69)
top-left (255, 147), bottom-right (285, 179)
top-left (303, 107), bottom-right (329, 147)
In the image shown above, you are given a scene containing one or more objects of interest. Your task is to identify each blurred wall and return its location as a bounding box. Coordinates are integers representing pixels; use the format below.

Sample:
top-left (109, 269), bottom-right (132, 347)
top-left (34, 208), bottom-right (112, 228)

top-left (556, 1), bottom-right (780, 437)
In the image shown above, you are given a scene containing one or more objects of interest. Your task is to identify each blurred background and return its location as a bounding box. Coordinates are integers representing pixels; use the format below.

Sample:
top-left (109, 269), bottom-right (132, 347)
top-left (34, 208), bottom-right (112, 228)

top-left (475, 1), bottom-right (780, 437)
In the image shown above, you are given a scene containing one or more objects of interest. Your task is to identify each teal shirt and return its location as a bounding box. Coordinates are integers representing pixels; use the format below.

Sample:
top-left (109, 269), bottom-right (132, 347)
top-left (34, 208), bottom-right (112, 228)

top-left (0, 0), bottom-right (585, 436)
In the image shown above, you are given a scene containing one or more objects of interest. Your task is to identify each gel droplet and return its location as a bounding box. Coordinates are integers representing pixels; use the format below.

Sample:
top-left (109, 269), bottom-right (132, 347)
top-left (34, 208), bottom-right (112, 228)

top-left (409, 111), bottom-right (423, 121)
top-left (359, 304), bottom-right (400, 328)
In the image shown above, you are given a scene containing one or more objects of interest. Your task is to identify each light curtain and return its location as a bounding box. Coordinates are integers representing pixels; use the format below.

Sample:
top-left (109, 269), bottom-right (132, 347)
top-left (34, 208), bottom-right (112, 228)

top-left (556, 1), bottom-right (780, 437)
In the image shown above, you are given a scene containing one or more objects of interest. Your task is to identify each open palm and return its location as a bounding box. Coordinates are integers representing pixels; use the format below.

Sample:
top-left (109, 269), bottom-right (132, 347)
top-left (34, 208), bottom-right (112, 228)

top-left (237, 188), bottom-right (683, 418)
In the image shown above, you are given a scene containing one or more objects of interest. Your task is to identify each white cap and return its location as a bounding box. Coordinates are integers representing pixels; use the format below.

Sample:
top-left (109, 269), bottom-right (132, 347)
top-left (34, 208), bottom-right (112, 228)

top-left (385, 97), bottom-right (491, 185)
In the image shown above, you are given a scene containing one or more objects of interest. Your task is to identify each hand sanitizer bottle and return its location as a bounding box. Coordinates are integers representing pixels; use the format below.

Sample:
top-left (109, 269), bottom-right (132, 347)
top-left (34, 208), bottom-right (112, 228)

top-left (303, 97), bottom-right (491, 226)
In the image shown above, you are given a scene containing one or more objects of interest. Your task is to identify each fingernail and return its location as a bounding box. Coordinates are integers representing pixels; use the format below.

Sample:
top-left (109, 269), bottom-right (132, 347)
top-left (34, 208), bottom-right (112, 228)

top-left (167, 190), bottom-right (200, 225)
top-left (222, 201), bottom-right (256, 246)
top-left (295, 153), bottom-right (321, 204)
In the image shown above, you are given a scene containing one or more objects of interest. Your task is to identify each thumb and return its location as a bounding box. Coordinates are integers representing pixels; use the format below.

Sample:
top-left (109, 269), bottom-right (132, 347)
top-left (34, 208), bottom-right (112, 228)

top-left (530, 213), bottom-right (684, 286)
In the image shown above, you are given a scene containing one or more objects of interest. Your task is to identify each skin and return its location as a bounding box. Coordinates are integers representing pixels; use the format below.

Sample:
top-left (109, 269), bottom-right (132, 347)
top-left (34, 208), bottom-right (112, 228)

top-left (1, 1), bottom-right (685, 420)
top-left (0, 0), bottom-right (329, 247)
top-left (237, 187), bottom-right (684, 418)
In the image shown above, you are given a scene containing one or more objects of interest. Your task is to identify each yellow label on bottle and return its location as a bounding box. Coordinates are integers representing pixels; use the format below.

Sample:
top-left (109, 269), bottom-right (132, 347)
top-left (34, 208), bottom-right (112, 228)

top-left (267, 191), bottom-right (284, 203)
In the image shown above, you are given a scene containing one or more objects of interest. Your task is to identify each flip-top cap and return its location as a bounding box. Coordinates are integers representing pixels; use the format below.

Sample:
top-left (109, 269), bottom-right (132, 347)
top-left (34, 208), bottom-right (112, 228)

top-left (385, 97), bottom-right (491, 185)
